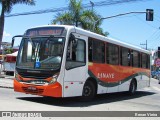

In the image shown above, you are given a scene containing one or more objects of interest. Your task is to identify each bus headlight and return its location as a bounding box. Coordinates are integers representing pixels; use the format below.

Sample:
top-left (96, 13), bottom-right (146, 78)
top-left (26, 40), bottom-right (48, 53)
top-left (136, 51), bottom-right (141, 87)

top-left (15, 70), bottom-right (21, 82)
top-left (49, 75), bottom-right (58, 84)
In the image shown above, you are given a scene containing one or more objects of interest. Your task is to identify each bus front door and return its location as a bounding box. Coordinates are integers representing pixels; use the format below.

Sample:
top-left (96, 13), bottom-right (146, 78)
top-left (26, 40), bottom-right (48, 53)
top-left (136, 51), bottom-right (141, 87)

top-left (64, 33), bottom-right (87, 97)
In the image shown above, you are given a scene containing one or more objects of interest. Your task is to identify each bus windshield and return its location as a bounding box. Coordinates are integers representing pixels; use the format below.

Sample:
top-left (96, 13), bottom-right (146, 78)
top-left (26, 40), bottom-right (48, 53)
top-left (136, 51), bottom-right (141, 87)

top-left (17, 36), bottom-right (65, 70)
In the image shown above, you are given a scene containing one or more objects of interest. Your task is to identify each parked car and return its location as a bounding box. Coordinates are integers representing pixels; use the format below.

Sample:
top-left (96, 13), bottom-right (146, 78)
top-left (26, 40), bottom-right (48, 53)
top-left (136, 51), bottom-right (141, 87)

top-left (151, 71), bottom-right (157, 78)
top-left (151, 71), bottom-right (160, 84)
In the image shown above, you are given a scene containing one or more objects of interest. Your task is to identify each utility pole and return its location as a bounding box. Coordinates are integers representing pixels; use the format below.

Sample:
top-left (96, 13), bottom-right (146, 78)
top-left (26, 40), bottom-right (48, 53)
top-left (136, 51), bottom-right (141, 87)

top-left (140, 40), bottom-right (147, 50)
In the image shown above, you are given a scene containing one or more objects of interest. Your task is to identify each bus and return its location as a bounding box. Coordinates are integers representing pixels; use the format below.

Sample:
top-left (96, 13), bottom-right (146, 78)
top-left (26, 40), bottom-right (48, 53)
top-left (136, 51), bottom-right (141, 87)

top-left (12, 25), bottom-right (151, 101)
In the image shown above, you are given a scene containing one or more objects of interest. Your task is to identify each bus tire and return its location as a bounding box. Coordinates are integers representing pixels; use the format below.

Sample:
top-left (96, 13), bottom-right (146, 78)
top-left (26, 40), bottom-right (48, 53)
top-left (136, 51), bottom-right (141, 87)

top-left (129, 80), bottom-right (137, 95)
top-left (81, 80), bottom-right (96, 101)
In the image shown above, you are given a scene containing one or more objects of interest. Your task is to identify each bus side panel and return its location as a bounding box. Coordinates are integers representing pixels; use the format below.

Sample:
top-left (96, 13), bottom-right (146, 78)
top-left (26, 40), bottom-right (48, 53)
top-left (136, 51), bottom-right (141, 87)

top-left (118, 67), bottom-right (150, 92)
top-left (63, 66), bottom-right (87, 97)
top-left (63, 81), bottom-right (85, 97)
top-left (132, 68), bottom-right (150, 90)
top-left (88, 63), bottom-right (120, 94)
top-left (118, 66), bottom-right (133, 92)
top-left (118, 80), bottom-right (131, 92)
top-left (89, 63), bottom-right (150, 94)
top-left (97, 84), bottom-right (108, 94)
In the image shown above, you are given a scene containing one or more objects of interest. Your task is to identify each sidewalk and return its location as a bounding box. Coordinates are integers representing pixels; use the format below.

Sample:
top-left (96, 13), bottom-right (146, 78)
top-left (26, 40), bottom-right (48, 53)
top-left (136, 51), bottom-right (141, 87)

top-left (0, 73), bottom-right (14, 89)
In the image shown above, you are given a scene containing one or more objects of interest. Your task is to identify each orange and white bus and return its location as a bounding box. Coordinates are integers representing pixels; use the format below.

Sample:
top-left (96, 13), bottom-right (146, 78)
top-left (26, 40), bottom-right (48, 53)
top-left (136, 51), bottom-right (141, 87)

top-left (12, 25), bottom-right (150, 101)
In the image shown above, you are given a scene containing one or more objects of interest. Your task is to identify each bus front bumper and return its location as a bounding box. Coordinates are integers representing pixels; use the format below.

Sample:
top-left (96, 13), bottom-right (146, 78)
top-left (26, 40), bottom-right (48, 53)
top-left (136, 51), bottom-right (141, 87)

top-left (14, 79), bottom-right (62, 97)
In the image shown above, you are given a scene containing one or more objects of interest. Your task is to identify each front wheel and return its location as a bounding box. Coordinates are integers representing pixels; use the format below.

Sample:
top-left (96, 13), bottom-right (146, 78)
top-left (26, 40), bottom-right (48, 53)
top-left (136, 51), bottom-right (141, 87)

top-left (81, 81), bottom-right (96, 101)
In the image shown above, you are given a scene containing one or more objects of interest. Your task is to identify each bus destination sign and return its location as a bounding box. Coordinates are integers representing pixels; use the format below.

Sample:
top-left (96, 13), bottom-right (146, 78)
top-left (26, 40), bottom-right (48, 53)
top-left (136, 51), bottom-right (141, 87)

top-left (26, 27), bottom-right (64, 36)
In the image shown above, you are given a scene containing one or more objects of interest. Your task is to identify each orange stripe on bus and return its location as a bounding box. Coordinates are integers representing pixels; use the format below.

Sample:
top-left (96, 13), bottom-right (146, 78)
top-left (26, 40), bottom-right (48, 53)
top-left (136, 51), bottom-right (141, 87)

top-left (89, 63), bottom-right (150, 83)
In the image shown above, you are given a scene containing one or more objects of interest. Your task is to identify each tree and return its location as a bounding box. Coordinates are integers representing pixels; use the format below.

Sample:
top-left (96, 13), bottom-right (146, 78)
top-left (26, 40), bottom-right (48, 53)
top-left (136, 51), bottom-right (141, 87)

top-left (52, 0), bottom-right (108, 36)
top-left (4, 47), bottom-right (13, 54)
top-left (0, 0), bottom-right (35, 47)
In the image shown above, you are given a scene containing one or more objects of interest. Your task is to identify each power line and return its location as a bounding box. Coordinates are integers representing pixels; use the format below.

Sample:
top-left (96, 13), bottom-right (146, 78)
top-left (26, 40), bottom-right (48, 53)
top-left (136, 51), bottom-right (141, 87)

top-left (154, 14), bottom-right (160, 22)
top-left (134, 15), bottom-right (158, 29)
top-left (5, 0), bottom-right (151, 17)
top-left (147, 29), bottom-right (160, 41)
top-left (147, 30), bottom-right (160, 49)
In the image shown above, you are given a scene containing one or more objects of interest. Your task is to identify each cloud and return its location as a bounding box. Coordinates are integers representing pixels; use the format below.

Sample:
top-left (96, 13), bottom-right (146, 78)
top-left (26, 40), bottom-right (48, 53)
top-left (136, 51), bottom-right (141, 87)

top-left (2, 31), bottom-right (12, 42)
top-left (3, 31), bottom-right (11, 37)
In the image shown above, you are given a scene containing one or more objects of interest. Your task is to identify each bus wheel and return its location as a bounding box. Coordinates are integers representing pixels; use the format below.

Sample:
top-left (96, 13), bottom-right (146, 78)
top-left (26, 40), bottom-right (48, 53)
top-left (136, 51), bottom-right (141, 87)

top-left (129, 80), bottom-right (137, 95)
top-left (81, 81), bottom-right (96, 101)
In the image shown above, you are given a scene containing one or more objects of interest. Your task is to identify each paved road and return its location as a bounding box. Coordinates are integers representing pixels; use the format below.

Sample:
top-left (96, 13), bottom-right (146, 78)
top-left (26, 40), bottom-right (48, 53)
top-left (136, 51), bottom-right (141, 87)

top-left (0, 78), bottom-right (160, 111)
top-left (0, 78), bottom-right (160, 119)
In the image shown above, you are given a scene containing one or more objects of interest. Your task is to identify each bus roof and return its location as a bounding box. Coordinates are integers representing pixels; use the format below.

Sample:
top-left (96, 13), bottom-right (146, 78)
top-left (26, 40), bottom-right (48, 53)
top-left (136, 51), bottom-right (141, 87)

top-left (27, 25), bottom-right (150, 54)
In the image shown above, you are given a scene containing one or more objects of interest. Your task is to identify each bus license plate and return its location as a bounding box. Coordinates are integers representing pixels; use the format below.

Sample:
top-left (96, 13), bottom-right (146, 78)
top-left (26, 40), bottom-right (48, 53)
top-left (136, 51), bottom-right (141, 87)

top-left (28, 86), bottom-right (37, 91)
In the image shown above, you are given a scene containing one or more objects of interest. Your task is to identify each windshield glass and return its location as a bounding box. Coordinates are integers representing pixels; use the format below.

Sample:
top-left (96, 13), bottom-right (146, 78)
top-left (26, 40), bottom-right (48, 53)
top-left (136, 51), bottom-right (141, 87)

top-left (17, 37), bottom-right (65, 70)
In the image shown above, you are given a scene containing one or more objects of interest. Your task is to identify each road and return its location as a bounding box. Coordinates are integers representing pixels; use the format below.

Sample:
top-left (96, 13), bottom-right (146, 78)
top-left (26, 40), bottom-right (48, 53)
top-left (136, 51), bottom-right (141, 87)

top-left (0, 78), bottom-right (160, 119)
top-left (0, 78), bottom-right (160, 111)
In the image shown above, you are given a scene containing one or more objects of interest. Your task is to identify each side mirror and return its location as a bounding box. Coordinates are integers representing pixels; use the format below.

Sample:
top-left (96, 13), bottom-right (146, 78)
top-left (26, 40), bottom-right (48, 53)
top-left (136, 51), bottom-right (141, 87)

top-left (12, 35), bottom-right (23, 47)
top-left (11, 37), bottom-right (15, 47)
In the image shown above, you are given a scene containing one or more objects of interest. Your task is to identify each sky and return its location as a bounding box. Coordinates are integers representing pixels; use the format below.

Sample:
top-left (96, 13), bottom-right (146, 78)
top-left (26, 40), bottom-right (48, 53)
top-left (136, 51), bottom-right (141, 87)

top-left (1, 0), bottom-right (160, 50)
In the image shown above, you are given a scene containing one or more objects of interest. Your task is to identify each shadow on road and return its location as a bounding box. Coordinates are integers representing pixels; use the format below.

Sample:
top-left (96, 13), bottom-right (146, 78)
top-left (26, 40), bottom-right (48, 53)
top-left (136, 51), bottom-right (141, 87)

top-left (17, 91), bottom-right (156, 107)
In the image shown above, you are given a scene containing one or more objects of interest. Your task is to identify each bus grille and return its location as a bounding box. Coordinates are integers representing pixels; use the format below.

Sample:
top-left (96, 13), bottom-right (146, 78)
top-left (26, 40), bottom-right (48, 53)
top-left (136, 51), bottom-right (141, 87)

top-left (19, 73), bottom-right (51, 79)
top-left (22, 87), bottom-right (44, 94)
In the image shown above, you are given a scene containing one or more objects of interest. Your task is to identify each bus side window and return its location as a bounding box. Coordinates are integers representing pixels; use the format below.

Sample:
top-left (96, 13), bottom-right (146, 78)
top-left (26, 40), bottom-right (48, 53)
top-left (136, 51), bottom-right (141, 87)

top-left (88, 38), bottom-right (93, 62)
top-left (66, 35), bottom-right (86, 70)
top-left (142, 53), bottom-right (148, 69)
top-left (92, 39), bottom-right (105, 63)
top-left (107, 43), bottom-right (119, 65)
top-left (132, 50), bottom-right (140, 68)
top-left (121, 47), bottom-right (131, 66)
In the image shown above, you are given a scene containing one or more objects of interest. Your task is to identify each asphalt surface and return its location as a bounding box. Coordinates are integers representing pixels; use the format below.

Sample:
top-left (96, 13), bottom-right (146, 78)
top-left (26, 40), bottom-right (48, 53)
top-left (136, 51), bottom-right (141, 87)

top-left (0, 76), bottom-right (160, 120)
top-left (0, 74), bottom-right (14, 89)
top-left (0, 76), bottom-right (160, 110)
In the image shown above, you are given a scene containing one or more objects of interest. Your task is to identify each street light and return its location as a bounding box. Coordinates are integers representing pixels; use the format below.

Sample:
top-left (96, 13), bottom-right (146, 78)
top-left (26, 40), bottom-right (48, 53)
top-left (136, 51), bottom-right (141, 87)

top-left (93, 9), bottom-right (154, 32)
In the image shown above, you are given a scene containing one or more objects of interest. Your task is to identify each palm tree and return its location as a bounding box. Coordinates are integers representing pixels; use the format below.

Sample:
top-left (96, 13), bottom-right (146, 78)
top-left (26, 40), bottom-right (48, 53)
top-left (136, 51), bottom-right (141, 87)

top-left (80, 10), bottom-right (108, 36)
top-left (0, 0), bottom-right (35, 47)
top-left (52, 0), bottom-right (108, 36)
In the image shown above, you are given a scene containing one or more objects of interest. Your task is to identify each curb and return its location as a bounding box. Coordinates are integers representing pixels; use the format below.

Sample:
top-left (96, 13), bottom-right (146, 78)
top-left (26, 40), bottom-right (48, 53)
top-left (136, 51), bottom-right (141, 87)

top-left (0, 76), bottom-right (5, 78)
top-left (0, 76), bottom-right (14, 79)
top-left (0, 85), bottom-right (13, 89)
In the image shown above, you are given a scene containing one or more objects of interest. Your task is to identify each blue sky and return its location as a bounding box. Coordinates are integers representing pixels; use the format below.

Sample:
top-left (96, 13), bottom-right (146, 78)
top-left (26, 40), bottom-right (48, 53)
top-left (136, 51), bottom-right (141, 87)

top-left (1, 0), bottom-right (160, 50)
